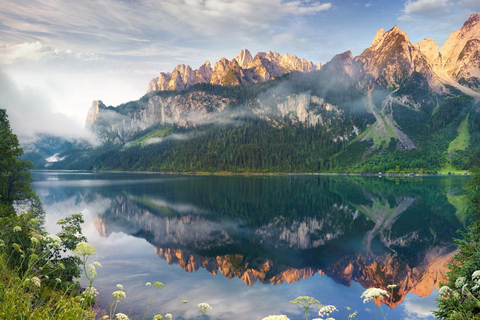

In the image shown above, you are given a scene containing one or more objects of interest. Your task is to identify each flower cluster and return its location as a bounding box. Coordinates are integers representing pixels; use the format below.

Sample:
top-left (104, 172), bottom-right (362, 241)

top-left (198, 302), bottom-right (212, 314)
top-left (45, 233), bottom-right (62, 248)
top-left (290, 296), bottom-right (320, 309)
top-left (112, 290), bottom-right (126, 300)
top-left (73, 242), bottom-right (96, 257)
top-left (83, 286), bottom-right (99, 297)
top-left (318, 305), bottom-right (338, 317)
top-left (471, 270), bottom-right (480, 291)
top-left (360, 288), bottom-right (390, 303)
top-left (31, 276), bottom-right (41, 288)
top-left (115, 313), bottom-right (129, 320)
top-left (261, 316), bottom-right (290, 320)
top-left (455, 276), bottom-right (466, 289)
top-left (439, 285), bottom-right (451, 298)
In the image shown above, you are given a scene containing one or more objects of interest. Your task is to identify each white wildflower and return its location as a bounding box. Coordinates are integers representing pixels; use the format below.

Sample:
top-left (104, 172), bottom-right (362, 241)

top-left (472, 270), bottom-right (480, 280)
top-left (439, 286), bottom-right (451, 297)
top-left (30, 236), bottom-right (39, 246)
top-left (361, 288), bottom-right (389, 303)
top-left (55, 278), bottom-right (62, 284)
top-left (92, 261), bottom-right (102, 268)
top-left (116, 284), bottom-right (124, 290)
top-left (387, 284), bottom-right (397, 290)
top-left (455, 277), bottom-right (466, 288)
top-left (73, 242), bottom-right (96, 256)
top-left (198, 302), bottom-right (212, 314)
top-left (112, 290), bottom-right (126, 300)
top-left (261, 316), bottom-right (290, 320)
top-left (31, 276), bottom-right (41, 287)
top-left (165, 313), bottom-right (172, 320)
top-left (88, 264), bottom-right (98, 278)
top-left (13, 226), bottom-right (22, 232)
top-left (319, 305), bottom-right (338, 316)
top-left (115, 313), bottom-right (129, 320)
top-left (84, 286), bottom-right (99, 297)
top-left (145, 282), bottom-right (152, 286)
top-left (45, 234), bottom-right (62, 248)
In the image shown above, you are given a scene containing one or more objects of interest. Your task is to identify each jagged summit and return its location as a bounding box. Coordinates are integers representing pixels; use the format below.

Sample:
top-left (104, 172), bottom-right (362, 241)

top-left (371, 28), bottom-right (385, 47)
top-left (146, 49), bottom-right (321, 93)
top-left (234, 49), bottom-right (253, 68)
top-left (414, 38), bottom-right (442, 70)
top-left (355, 24), bottom-right (433, 88)
top-left (440, 13), bottom-right (480, 88)
top-left (463, 13), bottom-right (480, 30)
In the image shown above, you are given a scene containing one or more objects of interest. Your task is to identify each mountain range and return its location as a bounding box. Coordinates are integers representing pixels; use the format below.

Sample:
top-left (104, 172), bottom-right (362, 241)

top-left (27, 13), bottom-right (480, 173)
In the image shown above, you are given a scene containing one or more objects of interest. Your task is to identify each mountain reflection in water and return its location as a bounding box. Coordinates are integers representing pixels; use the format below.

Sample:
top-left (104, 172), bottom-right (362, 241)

top-left (33, 172), bottom-right (467, 315)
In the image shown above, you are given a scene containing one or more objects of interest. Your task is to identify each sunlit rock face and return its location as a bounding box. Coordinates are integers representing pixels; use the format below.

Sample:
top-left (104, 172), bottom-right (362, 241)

top-left (151, 245), bottom-right (455, 307)
top-left (85, 100), bottom-right (107, 128)
top-left (146, 49), bottom-right (321, 93)
top-left (414, 38), bottom-right (442, 71)
top-left (440, 13), bottom-right (480, 88)
top-left (355, 25), bottom-right (435, 89)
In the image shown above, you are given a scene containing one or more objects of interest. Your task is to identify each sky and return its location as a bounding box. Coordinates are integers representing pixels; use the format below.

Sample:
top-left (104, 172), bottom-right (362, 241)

top-left (1, 0), bottom-right (480, 139)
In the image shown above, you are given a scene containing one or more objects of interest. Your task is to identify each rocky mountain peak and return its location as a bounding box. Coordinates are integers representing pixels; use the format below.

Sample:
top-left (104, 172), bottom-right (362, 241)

top-left (371, 28), bottom-right (385, 48)
top-left (234, 49), bottom-right (253, 68)
top-left (463, 13), bottom-right (480, 31)
top-left (440, 13), bottom-right (480, 88)
top-left (85, 100), bottom-right (106, 128)
top-left (146, 49), bottom-right (320, 93)
top-left (414, 38), bottom-right (442, 70)
top-left (355, 24), bottom-right (433, 88)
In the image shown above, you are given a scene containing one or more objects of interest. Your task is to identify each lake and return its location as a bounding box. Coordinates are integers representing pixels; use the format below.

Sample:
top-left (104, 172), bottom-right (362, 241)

top-left (31, 171), bottom-right (468, 320)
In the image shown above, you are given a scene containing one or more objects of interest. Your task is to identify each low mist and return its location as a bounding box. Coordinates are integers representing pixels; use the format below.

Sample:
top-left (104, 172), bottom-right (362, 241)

top-left (0, 69), bottom-right (96, 144)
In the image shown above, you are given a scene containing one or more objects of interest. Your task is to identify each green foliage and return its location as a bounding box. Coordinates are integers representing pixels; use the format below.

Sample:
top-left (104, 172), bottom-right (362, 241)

top-left (434, 167), bottom-right (480, 319)
top-left (0, 255), bottom-right (94, 320)
top-left (0, 109), bottom-right (34, 211)
top-left (0, 109), bottom-right (93, 319)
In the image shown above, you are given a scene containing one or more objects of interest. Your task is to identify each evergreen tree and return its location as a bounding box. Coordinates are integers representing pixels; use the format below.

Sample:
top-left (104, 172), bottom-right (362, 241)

top-left (0, 109), bottom-right (34, 216)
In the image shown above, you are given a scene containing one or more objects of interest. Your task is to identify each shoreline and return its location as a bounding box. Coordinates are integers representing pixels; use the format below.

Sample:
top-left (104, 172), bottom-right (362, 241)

top-left (31, 169), bottom-right (470, 177)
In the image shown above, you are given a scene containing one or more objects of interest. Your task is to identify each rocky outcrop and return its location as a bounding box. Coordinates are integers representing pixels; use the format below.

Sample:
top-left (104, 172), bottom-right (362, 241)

top-left (355, 25), bottom-right (434, 88)
top-left (440, 13), bottom-right (480, 88)
top-left (414, 38), bottom-right (442, 71)
top-left (85, 100), bottom-right (107, 128)
top-left (148, 62), bottom-right (214, 92)
top-left (86, 92), bottom-right (233, 142)
top-left (86, 89), bottom-right (350, 144)
top-left (146, 49), bottom-right (321, 93)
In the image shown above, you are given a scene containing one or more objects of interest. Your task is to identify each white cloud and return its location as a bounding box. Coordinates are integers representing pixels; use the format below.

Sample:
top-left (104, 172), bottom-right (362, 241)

top-left (0, 41), bottom-right (101, 64)
top-left (0, 0), bottom-right (331, 54)
top-left (402, 291), bottom-right (438, 319)
top-left (400, 0), bottom-right (454, 20)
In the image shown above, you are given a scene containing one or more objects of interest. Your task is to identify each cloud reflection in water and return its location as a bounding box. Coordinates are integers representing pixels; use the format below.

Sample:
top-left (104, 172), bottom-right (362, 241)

top-left (31, 171), bottom-right (467, 319)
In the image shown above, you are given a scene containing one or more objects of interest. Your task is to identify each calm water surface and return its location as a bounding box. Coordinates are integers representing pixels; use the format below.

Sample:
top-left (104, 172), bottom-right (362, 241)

top-left (31, 171), bottom-right (468, 320)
